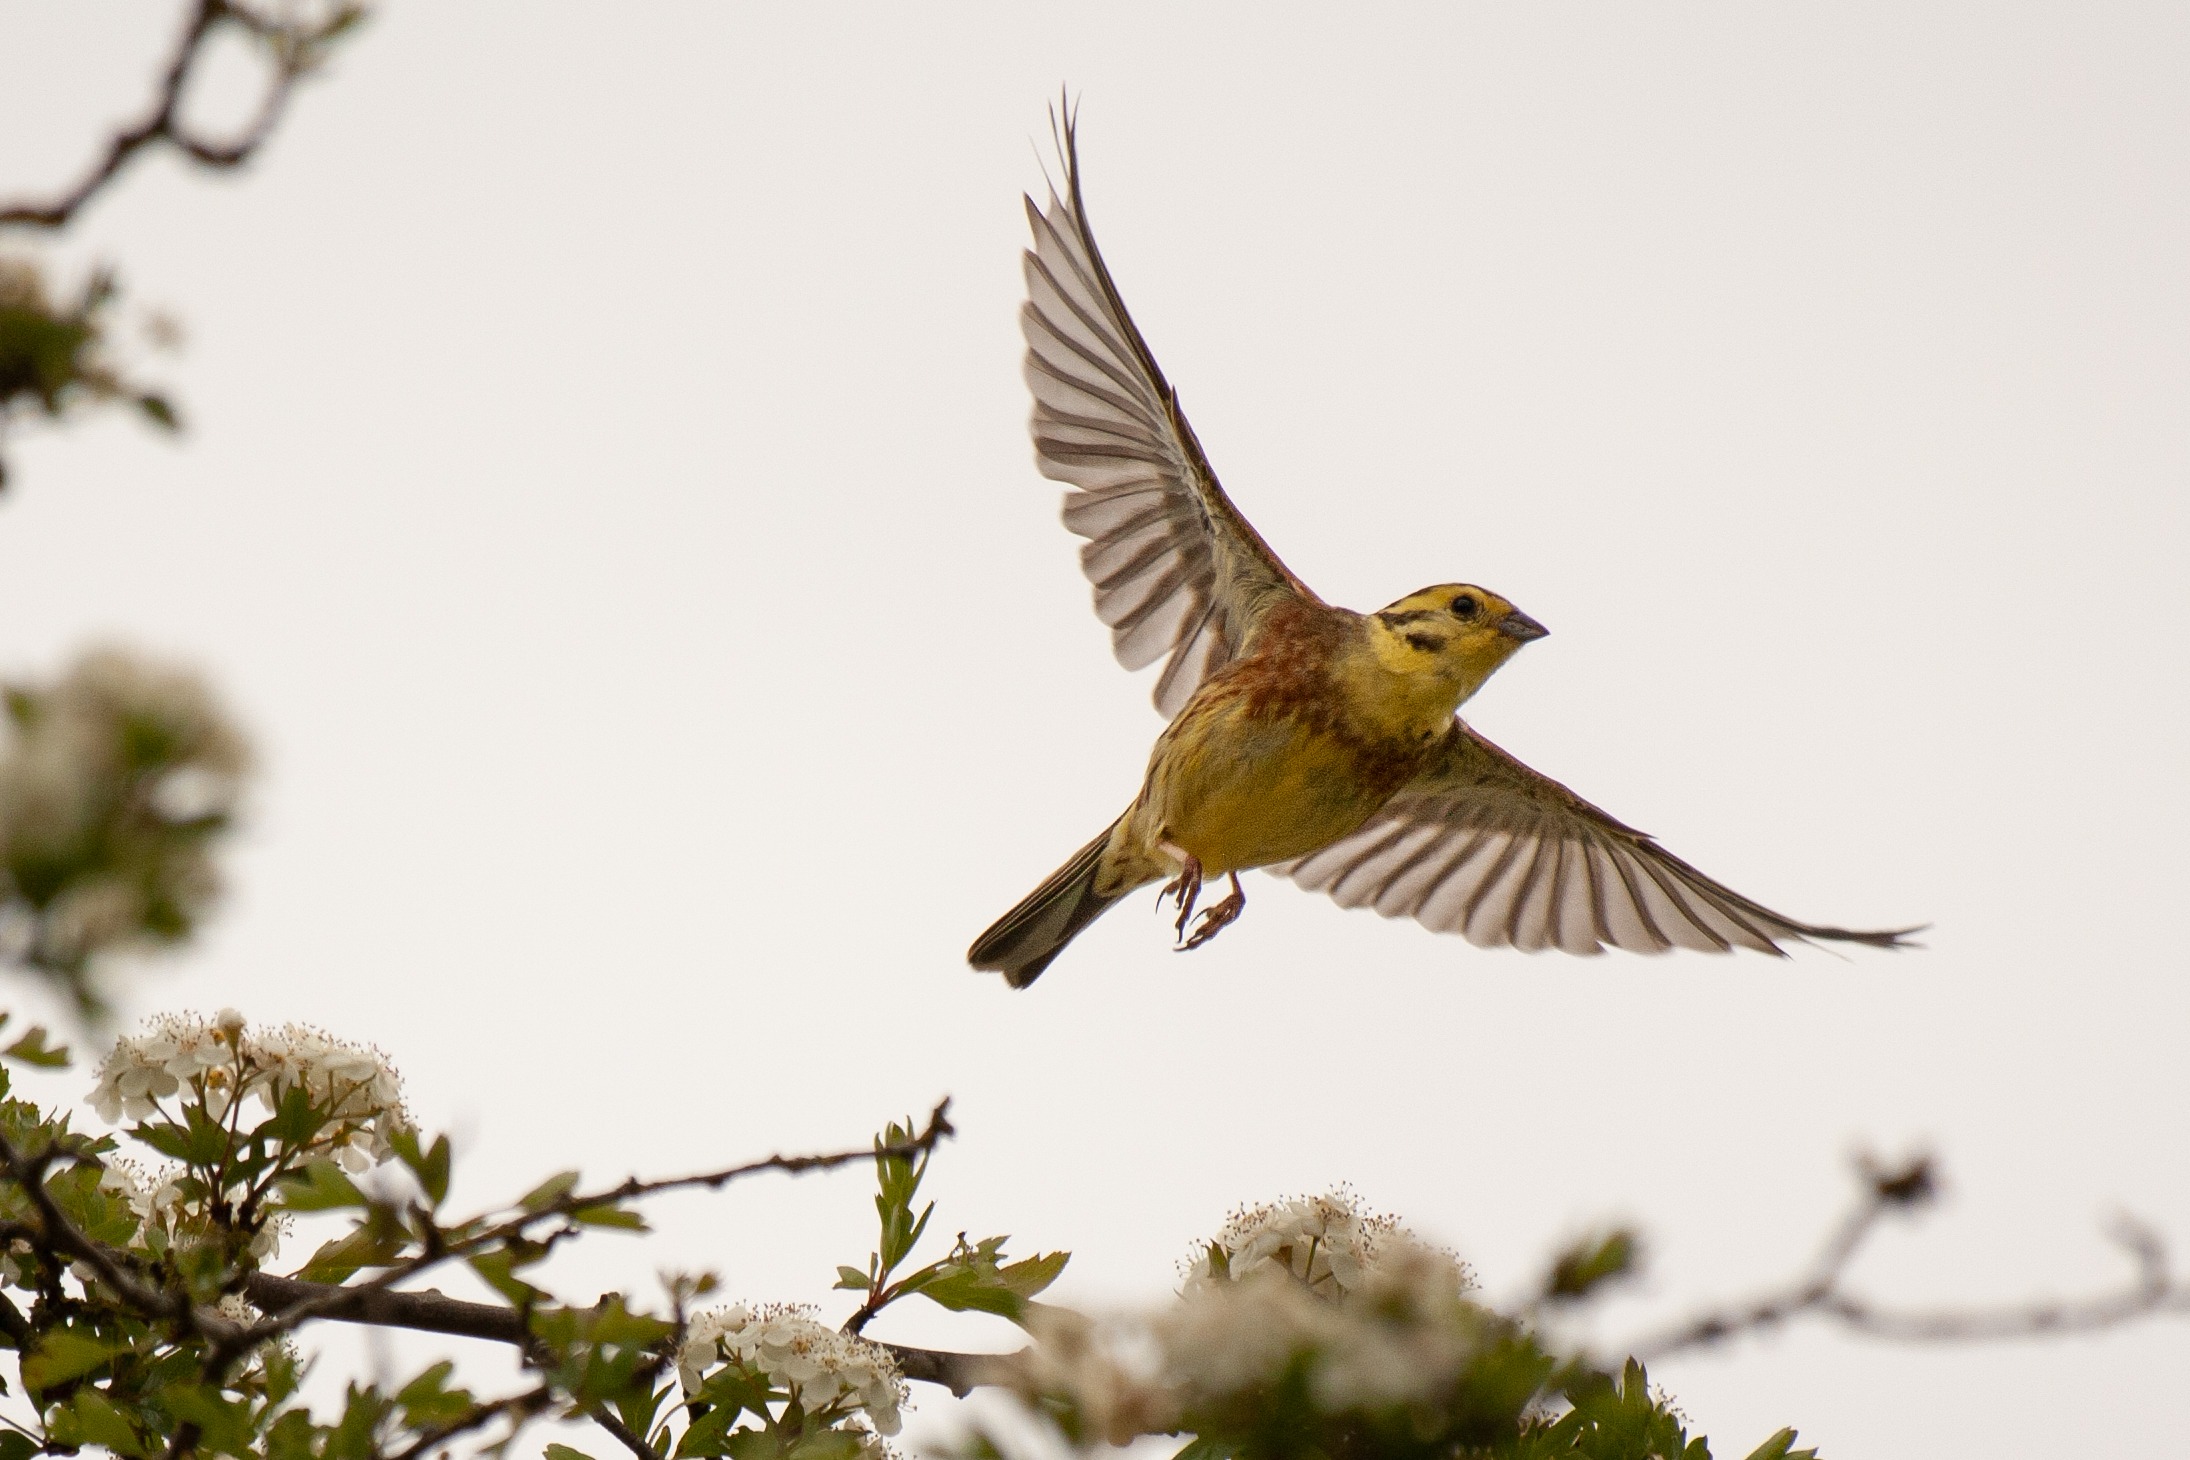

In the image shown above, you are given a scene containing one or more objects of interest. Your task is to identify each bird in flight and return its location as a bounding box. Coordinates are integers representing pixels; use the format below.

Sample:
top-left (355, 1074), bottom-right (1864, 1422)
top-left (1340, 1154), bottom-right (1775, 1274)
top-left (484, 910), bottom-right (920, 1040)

top-left (969, 109), bottom-right (1915, 988)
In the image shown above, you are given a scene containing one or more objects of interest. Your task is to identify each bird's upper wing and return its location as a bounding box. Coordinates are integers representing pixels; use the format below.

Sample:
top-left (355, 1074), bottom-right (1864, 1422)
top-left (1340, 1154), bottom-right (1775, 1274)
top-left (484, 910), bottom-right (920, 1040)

top-left (1022, 110), bottom-right (1318, 718)
top-left (1277, 722), bottom-right (1916, 955)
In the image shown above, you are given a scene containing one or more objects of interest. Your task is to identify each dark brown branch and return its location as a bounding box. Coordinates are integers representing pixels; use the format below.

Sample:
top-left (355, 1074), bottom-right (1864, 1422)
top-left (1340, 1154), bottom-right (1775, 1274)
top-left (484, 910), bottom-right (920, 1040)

top-left (240, 1271), bottom-right (1007, 1397)
top-left (1628, 1155), bottom-right (2190, 1358)
top-left (0, 0), bottom-right (363, 230)
top-left (233, 1099), bottom-right (956, 1350)
top-left (388, 1383), bottom-right (555, 1460)
top-left (583, 1099), bottom-right (956, 1209)
top-left (585, 1403), bottom-right (663, 1460)
top-left (0, 1128), bottom-right (233, 1338)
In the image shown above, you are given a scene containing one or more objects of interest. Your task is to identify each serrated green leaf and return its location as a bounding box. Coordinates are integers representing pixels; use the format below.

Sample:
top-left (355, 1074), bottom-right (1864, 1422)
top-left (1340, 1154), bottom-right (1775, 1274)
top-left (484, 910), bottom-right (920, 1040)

top-left (833, 1266), bottom-right (870, 1291)
top-left (22, 1329), bottom-right (130, 1389)
top-left (55, 1385), bottom-right (144, 1455)
top-left (395, 1359), bottom-right (475, 1427)
top-left (1544, 1229), bottom-right (1638, 1302)
top-left (1742, 1429), bottom-right (1817, 1460)
top-left (520, 1170), bottom-right (581, 1211)
top-left (996, 1249), bottom-right (1069, 1299)
top-left (785, 1430), bottom-right (866, 1460)
top-left (0, 1026), bottom-right (69, 1068)
top-left (275, 1159), bottom-right (365, 1212)
top-left (296, 1223), bottom-right (402, 1284)
top-left (469, 1248), bottom-right (541, 1305)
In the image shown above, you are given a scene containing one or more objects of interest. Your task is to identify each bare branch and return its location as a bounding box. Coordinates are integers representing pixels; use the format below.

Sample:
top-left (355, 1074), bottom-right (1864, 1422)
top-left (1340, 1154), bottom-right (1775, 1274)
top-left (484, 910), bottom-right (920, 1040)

top-left (0, 0), bottom-right (365, 230)
top-left (1627, 1155), bottom-right (2190, 1359)
top-left (388, 1383), bottom-right (555, 1460)
top-left (585, 1403), bottom-right (663, 1460)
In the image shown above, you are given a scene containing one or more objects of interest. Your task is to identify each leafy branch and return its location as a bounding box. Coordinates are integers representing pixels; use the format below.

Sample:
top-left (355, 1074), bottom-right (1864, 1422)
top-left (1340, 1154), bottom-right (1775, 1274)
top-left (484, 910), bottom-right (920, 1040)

top-left (835, 1116), bottom-right (1067, 1336)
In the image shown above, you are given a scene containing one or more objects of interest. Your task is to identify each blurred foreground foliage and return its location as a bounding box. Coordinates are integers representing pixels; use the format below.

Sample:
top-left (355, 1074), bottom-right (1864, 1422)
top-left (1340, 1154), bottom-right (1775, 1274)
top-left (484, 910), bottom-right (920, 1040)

top-left (0, 259), bottom-right (177, 490)
top-left (0, 998), bottom-right (1812, 1460)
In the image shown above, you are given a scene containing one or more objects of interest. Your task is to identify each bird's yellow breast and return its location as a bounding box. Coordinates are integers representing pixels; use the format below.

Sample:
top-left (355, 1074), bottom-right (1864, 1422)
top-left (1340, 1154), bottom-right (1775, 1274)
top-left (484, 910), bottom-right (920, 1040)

top-left (1145, 692), bottom-right (1417, 876)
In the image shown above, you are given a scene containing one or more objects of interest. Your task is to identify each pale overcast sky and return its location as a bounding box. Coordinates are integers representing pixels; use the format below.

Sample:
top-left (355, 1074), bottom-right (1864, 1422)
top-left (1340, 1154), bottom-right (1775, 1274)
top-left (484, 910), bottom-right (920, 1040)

top-left (2, 3), bottom-right (2186, 1456)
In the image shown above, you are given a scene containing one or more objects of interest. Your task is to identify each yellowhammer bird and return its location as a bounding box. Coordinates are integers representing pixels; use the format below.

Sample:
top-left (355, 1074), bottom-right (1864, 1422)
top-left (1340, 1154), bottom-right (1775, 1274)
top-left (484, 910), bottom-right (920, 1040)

top-left (969, 111), bottom-right (1916, 988)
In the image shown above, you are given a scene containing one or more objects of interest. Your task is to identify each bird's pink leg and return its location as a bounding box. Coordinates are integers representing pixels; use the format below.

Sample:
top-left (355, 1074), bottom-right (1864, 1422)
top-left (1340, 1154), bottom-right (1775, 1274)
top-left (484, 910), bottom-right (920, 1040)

top-left (1180, 872), bottom-right (1247, 952)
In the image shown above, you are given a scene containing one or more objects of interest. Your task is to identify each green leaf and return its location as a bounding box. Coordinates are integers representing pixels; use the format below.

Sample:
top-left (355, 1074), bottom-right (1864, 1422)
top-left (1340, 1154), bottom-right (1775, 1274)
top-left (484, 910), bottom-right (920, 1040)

top-left (675, 1404), bottom-right (738, 1459)
top-left (55, 1386), bottom-right (144, 1455)
top-left (275, 1159), bottom-right (366, 1212)
top-left (135, 393), bottom-right (179, 430)
top-left (395, 1360), bottom-right (475, 1428)
top-left (520, 1170), bottom-right (582, 1211)
top-left (0, 1025), bottom-right (69, 1068)
top-left (569, 1202), bottom-right (648, 1231)
top-left (469, 1248), bottom-right (543, 1305)
top-left (785, 1431), bottom-right (866, 1460)
top-left (390, 1129), bottom-right (451, 1206)
top-left (1743, 1429), bottom-right (1818, 1460)
top-left (22, 1329), bottom-right (130, 1389)
top-left (0, 1431), bottom-right (38, 1460)
top-left (1171, 1438), bottom-right (1240, 1460)
top-left (296, 1223), bottom-right (403, 1284)
top-left (546, 1447), bottom-right (601, 1460)
top-left (833, 1266), bottom-right (870, 1291)
top-left (264, 1083), bottom-right (325, 1149)
top-left (1544, 1229), bottom-right (1639, 1301)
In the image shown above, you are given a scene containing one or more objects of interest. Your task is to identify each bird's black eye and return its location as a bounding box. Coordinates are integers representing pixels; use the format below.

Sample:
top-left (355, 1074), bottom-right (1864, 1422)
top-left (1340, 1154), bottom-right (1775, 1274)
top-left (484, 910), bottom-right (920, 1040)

top-left (1450, 594), bottom-right (1480, 620)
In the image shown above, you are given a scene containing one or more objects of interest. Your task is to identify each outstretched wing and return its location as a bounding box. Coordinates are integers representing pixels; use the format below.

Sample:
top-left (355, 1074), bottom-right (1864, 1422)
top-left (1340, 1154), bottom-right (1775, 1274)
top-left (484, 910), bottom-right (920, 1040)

top-left (1279, 723), bottom-right (1918, 955)
top-left (1022, 107), bottom-right (1317, 718)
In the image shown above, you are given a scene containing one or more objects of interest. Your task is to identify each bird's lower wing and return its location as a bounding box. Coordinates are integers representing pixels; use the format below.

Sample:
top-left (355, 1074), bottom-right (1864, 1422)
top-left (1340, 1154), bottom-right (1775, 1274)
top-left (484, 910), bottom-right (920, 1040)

top-left (1275, 722), bottom-right (1918, 955)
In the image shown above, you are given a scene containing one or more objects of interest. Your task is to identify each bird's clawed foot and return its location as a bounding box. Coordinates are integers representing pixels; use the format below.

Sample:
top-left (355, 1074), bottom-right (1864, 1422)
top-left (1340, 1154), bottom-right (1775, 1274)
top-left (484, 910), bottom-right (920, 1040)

top-left (1160, 847), bottom-right (1205, 937)
top-left (1178, 873), bottom-right (1246, 952)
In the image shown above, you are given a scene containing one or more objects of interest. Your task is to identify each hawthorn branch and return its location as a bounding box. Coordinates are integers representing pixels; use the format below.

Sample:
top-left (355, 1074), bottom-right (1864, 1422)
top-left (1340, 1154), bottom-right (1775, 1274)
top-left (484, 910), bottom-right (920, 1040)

top-left (239, 1271), bottom-right (1006, 1396)
top-left (233, 1099), bottom-right (956, 1350)
top-left (1628, 1154), bottom-right (2190, 1359)
top-left (0, 0), bottom-right (365, 230)
top-left (585, 1403), bottom-right (663, 1460)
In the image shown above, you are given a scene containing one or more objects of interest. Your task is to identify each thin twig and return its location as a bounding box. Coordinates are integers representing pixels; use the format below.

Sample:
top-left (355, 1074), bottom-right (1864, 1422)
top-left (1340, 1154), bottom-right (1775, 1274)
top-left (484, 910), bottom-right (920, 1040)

top-left (0, 0), bottom-right (363, 229)
top-left (234, 1100), bottom-right (955, 1350)
top-left (387, 1384), bottom-right (555, 1460)
top-left (1627, 1155), bottom-right (2190, 1358)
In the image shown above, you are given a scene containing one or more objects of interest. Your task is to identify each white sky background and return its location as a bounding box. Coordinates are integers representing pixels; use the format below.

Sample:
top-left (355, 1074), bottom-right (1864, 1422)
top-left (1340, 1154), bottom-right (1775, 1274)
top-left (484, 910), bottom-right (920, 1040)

top-left (2, 1), bottom-right (2187, 1455)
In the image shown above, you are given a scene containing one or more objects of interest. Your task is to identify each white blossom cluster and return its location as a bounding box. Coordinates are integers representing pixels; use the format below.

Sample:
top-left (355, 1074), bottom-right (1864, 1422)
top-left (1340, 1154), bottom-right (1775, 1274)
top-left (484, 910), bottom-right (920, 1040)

top-left (677, 1303), bottom-right (907, 1440)
top-left (0, 647), bottom-right (250, 966)
top-left (91, 1009), bottom-right (412, 1171)
top-left (1185, 1188), bottom-right (1413, 1294)
top-left (1008, 1194), bottom-right (1487, 1442)
top-left (96, 1158), bottom-right (286, 1262)
top-left (1165, 1241), bottom-right (1485, 1414)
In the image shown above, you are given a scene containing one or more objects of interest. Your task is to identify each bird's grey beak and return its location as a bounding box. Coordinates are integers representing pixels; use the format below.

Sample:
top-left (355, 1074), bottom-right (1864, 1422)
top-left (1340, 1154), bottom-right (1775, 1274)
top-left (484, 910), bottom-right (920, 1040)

top-left (1498, 609), bottom-right (1549, 643)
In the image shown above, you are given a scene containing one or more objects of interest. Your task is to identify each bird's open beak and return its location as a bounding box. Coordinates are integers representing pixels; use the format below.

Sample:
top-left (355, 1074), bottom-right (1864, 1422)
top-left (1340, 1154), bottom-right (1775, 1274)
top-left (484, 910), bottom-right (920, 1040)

top-left (1498, 609), bottom-right (1549, 643)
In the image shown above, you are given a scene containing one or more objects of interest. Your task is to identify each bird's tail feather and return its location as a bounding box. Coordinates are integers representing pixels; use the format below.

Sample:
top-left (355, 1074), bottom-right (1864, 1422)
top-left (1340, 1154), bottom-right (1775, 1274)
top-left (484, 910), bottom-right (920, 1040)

top-left (968, 821), bottom-right (1124, 989)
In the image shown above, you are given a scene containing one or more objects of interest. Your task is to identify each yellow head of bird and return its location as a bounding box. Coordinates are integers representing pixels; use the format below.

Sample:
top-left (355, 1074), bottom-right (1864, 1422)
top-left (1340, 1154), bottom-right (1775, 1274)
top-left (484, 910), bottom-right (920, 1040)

top-left (1366, 583), bottom-right (1548, 710)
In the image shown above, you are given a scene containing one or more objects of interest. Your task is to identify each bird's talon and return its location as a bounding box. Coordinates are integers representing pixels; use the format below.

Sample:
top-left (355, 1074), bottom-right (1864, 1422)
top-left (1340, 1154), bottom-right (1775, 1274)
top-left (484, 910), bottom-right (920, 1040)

top-left (1176, 874), bottom-right (1245, 951)
top-left (1160, 851), bottom-right (1205, 936)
